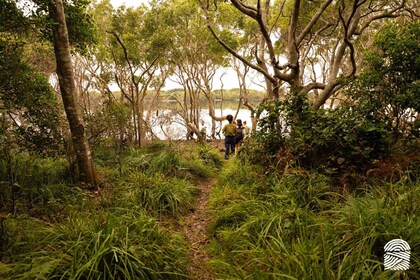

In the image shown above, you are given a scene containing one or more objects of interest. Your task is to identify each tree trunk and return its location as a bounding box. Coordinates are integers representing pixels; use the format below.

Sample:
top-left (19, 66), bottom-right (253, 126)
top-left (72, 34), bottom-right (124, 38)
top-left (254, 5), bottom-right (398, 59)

top-left (186, 123), bottom-right (203, 143)
top-left (49, 0), bottom-right (98, 186)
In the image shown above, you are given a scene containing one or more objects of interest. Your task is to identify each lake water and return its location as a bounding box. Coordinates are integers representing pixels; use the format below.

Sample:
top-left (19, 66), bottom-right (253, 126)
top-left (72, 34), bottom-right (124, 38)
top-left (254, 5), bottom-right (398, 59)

top-left (148, 102), bottom-right (254, 140)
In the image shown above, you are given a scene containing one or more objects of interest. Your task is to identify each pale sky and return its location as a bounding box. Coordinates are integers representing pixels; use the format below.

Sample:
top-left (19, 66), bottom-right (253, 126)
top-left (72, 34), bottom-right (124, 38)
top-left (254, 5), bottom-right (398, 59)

top-left (110, 0), bottom-right (145, 8)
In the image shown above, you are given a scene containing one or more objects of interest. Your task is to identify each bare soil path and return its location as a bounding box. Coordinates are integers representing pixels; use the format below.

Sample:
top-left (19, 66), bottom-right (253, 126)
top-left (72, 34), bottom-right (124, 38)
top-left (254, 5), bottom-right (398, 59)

top-left (182, 179), bottom-right (216, 280)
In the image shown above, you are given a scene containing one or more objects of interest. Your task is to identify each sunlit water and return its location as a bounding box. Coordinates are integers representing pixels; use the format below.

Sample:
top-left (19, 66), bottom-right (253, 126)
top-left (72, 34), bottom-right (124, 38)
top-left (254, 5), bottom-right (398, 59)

top-left (147, 105), bottom-right (254, 140)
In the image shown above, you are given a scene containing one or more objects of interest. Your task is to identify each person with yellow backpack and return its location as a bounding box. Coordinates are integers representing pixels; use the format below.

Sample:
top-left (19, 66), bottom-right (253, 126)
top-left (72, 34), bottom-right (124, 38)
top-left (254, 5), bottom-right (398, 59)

top-left (222, 114), bottom-right (236, 159)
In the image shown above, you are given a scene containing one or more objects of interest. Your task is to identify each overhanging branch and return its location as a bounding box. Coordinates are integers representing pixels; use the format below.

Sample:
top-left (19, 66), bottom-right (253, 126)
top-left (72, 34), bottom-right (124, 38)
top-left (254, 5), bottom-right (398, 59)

top-left (200, 2), bottom-right (277, 84)
top-left (296, 0), bottom-right (333, 45)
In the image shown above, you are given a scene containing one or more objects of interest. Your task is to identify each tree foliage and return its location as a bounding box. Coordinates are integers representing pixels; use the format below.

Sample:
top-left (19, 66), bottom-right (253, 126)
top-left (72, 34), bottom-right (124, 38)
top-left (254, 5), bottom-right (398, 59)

top-left (0, 2), bottom-right (62, 155)
top-left (32, 0), bottom-right (96, 52)
top-left (201, 0), bottom-right (418, 107)
top-left (246, 21), bottom-right (420, 174)
top-left (346, 21), bottom-right (420, 139)
top-left (0, 41), bottom-right (62, 153)
top-left (0, 0), bottom-right (30, 34)
top-left (248, 95), bottom-right (391, 174)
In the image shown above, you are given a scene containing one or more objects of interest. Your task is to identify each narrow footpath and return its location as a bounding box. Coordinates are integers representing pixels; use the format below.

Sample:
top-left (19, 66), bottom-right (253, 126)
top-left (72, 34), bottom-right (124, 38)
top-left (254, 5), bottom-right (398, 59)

top-left (182, 179), bottom-right (216, 280)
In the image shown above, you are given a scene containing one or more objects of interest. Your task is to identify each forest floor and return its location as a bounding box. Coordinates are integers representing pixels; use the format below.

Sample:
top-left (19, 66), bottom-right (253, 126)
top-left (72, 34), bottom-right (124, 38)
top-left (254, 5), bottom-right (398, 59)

top-left (182, 178), bottom-right (216, 280)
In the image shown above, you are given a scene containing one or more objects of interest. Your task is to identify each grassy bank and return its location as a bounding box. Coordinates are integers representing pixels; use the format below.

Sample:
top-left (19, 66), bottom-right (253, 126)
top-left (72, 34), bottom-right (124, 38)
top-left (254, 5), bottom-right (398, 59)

top-left (0, 142), bottom-right (222, 279)
top-left (1, 141), bottom-right (418, 279)
top-left (207, 159), bottom-right (419, 279)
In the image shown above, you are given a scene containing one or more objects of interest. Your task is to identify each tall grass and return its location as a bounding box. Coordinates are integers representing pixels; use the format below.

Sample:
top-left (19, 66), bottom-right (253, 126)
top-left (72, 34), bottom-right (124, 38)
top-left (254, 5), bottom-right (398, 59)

top-left (1, 142), bottom-right (223, 279)
top-left (0, 153), bottom-right (82, 220)
top-left (121, 172), bottom-right (199, 217)
top-left (113, 142), bottom-right (222, 217)
top-left (119, 142), bottom-right (219, 182)
top-left (208, 159), bottom-right (419, 279)
top-left (0, 208), bottom-right (188, 279)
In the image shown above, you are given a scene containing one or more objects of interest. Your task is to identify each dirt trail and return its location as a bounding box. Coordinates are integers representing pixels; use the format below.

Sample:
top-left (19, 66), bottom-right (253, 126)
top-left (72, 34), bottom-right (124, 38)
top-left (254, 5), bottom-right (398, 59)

top-left (182, 179), bottom-right (216, 280)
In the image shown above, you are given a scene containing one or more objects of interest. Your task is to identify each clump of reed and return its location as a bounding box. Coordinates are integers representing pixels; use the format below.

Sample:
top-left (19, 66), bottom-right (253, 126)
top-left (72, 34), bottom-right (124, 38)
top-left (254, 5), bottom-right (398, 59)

top-left (120, 141), bottom-right (220, 182)
top-left (0, 208), bottom-right (188, 279)
top-left (121, 172), bottom-right (199, 217)
top-left (1, 142), bottom-right (224, 279)
top-left (207, 159), bottom-right (419, 279)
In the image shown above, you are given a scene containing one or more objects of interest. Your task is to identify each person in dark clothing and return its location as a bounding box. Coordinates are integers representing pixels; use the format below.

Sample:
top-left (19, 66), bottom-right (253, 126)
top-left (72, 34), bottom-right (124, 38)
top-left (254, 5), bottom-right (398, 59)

top-left (222, 114), bottom-right (236, 159)
top-left (234, 119), bottom-right (244, 155)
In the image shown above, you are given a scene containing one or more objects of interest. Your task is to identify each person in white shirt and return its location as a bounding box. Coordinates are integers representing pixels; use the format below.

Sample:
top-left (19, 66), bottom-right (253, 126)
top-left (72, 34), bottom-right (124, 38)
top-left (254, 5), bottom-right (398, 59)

top-left (243, 121), bottom-right (250, 138)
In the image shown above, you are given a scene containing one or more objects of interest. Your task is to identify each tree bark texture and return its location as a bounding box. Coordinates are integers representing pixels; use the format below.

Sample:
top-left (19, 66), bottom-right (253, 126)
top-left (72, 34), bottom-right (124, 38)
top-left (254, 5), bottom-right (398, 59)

top-left (49, 0), bottom-right (98, 186)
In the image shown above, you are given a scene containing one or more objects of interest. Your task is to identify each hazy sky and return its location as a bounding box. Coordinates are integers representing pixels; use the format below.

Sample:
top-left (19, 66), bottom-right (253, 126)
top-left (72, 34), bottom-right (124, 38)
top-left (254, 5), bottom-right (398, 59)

top-left (110, 0), bottom-right (144, 8)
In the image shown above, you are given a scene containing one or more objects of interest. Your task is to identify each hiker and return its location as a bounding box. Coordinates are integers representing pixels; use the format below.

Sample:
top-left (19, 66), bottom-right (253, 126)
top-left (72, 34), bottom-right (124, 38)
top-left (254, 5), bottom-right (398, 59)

top-left (243, 120), bottom-right (250, 138)
top-left (222, 114), bottom-right (236, 159)
top-left (234, 119), bottom-right (244, 155)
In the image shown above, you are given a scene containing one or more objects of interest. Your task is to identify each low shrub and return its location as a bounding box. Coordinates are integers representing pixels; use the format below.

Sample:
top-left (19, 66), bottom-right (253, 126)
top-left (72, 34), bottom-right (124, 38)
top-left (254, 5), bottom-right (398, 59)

top-left (0, 153), bottom-right (71, 187)
top-left (248, 96), bottom-right (391, 175)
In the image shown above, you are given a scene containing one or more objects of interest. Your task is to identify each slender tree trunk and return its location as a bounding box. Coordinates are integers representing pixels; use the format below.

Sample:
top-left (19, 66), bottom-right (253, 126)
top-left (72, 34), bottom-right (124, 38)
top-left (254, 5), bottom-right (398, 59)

top-left (49, 0), bottom-right (98, 186)
top-left (138, 103), bottom-right (144, 147)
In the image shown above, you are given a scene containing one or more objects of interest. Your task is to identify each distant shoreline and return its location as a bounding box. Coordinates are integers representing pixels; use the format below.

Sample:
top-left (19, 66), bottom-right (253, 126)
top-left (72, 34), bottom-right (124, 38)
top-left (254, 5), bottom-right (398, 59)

top-left (153, 98), bottom-right (263, 102)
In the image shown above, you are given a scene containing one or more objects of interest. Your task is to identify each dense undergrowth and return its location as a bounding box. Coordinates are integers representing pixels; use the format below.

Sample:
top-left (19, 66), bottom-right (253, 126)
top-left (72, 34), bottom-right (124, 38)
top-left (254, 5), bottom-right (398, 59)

top-left (0, 141), bottom-right (222, 279)
top-left (207, 158), bottom-right (419, 279)
top-left (0, 139), bottom-right (419, 279)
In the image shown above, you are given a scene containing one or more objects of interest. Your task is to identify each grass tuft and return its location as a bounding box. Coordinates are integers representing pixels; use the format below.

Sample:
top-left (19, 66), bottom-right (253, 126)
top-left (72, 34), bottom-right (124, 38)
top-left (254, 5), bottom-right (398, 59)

top-left (122, 173), bottom-right (199, 217)
top-left (0, 142), bottom-right (223, 279)
top-left (0, 208), bottom-right (189, 279)
top-left (207, 159), bottom-right (419, 279)
top-left (120, 142), bottom-right (219, 182)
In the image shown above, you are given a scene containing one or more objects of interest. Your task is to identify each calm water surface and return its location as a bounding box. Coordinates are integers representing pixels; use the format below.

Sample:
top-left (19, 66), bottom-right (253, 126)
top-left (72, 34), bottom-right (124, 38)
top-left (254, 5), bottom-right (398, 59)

top-left (148, 102), bottom-right (254, 140)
